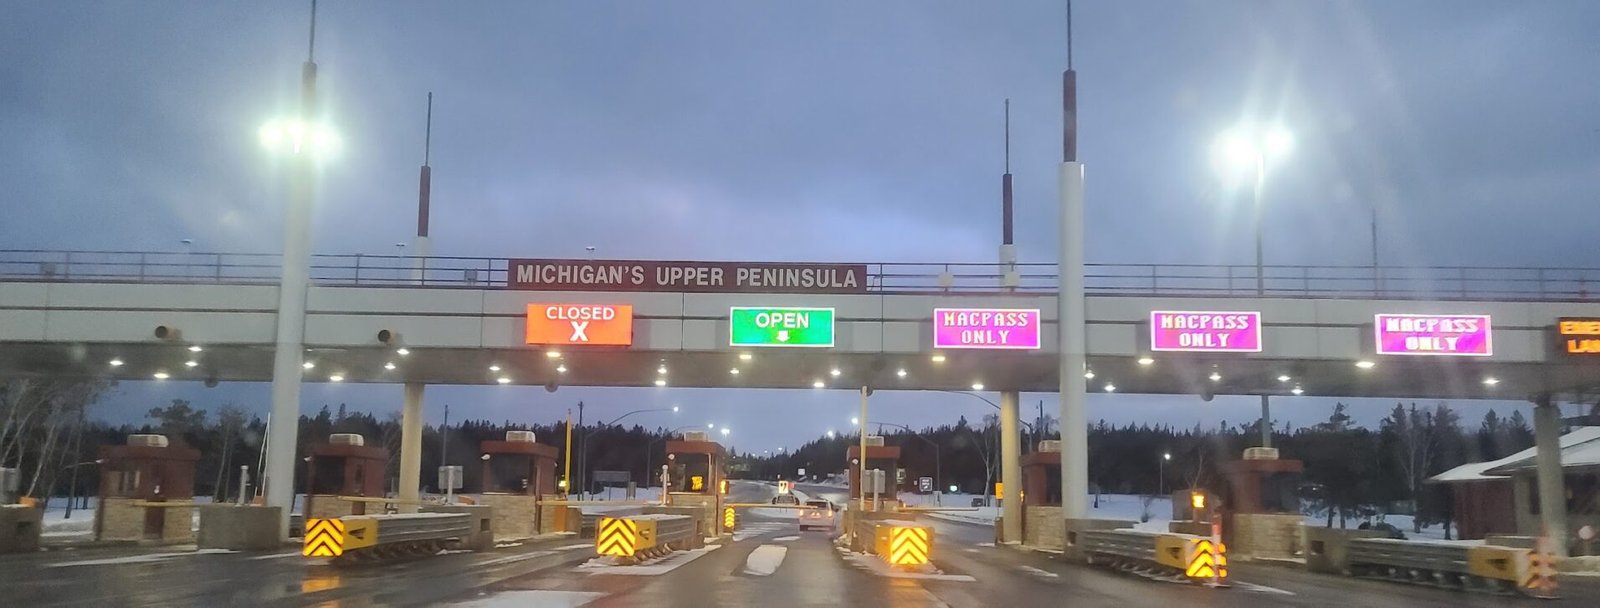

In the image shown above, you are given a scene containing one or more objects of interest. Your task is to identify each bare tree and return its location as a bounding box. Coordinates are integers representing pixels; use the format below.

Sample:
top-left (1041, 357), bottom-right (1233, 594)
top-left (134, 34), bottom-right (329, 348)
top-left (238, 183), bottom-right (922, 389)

top-left (212, 403), bottom-right (249, 501)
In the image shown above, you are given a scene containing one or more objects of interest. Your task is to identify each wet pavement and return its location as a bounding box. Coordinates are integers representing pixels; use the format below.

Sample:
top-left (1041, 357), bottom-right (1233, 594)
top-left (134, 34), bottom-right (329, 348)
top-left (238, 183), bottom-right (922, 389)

top-left (3, 481), bottom-right (1595, 607)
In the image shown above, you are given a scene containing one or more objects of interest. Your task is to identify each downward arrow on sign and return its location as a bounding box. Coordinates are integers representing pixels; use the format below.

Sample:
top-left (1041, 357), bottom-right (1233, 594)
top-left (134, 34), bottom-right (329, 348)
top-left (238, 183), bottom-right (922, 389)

top-left (776, 330), bottom-right (790, 342)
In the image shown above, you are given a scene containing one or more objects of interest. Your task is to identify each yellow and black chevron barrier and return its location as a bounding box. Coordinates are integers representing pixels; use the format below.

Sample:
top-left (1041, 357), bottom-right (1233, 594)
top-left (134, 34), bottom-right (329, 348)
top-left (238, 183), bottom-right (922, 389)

top-left (1185, 538), bottom-right (1227, 584)
top-left (723, 507), bottom-right (738, 533)
top-left (1347, 537), bottom-right (1559, 597)
top-left (302, 513), bottom-right (469, 565)
top-left (595, 514), bottom-right (698, 564)
top-left (879, 525), bottom-right (932, 567)
top-left (1081, 529), bottom-right (1227, 586)
top-left (597, 517), bottom-right (640, 559)
top-left (303, 518), bottom-right (345, 557)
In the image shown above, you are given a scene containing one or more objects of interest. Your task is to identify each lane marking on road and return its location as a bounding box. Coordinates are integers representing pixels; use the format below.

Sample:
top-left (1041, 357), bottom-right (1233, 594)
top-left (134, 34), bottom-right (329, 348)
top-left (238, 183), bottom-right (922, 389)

top-left (248, 551), bottom-right (303, 560)
top-left (963, 548), bottom-right (980, 553)
top-left (1235, 581), bottom-right (1296, 596)
top-left (772, 535), bottom-right (801, 542)
top-left (555, 543), bottom-right (596, 551)
top-left (474, 550), bottom-right (556, 568)
top-left (578, 544), bottom-right (721, 576)
top-left (743, 544), bottom-right (788, 576)
top-left (732, 522), bottom-right (790, 542)
top-left (449, 590), bottom-right (605, 607)
top-left (841, 550), bottom-right (977, 582)
top-left (1018, 565), bottom-right (1060, 579)
top-left (46, 549), bottom-right (236, 568)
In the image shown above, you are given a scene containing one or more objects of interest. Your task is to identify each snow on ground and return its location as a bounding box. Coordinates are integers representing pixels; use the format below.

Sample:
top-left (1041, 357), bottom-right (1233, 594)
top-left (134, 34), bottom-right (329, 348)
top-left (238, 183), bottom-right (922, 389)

top-left (898, 492), bottom-right (1452, 540)
top-left (742, 544), bottom-right (788, 576)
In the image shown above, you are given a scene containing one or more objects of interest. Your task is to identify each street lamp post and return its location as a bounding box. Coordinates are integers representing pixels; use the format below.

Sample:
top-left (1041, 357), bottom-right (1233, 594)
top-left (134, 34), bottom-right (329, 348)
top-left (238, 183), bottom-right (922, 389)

top-left (1159, 452), bottom-right (1171, 495)
top-left (1214, 124), bottom-right (1292, 450)
top-left (860, 420), bottom-right (941, 500)
top-left (579, 406), bottom-right (677, 496)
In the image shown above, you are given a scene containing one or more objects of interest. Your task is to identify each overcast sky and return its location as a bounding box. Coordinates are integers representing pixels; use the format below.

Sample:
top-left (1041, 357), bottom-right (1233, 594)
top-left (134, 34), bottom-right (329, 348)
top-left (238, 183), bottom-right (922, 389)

top-left (5, 1), bottom-right (1595, 450)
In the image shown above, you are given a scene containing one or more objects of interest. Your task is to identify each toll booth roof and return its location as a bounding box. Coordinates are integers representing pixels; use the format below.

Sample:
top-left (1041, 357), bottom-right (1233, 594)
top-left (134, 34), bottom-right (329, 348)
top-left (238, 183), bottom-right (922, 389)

top-left (480, 440), bottom-right (558, 458)
top-left (99, 444), bottom-right (201, 461)
top-left (310, 443), bottom-right (388, 460)
top-left (846, 445), bottom-right (901, 459)
top-left (664, 440), bottom-right (725, 456)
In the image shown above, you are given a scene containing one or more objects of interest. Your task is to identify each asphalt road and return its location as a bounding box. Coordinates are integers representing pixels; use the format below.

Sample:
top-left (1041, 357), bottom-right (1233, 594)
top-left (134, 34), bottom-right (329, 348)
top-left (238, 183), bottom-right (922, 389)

top-left (5, 481), bottom-right (1594, 607)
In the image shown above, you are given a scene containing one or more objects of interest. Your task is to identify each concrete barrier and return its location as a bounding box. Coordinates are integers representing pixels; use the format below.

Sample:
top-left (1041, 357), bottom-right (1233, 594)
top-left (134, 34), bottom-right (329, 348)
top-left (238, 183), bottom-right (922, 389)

top-left (1168, 521), bottom-right (1210, 536)
top-left (0, 506), bottom-right (42, 553)
top-left (1303, 527), bottom-right (1389, 575)
top-left (197, 505), bottom-right (282, 551)
top-left (420, 504), bottom-right (494, 551)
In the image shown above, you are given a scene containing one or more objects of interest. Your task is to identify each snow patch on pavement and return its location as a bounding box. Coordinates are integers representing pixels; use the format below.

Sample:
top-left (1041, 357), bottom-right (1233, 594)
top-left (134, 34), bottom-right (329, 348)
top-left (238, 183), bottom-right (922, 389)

top-left (840, 551), bottom-right (976, 582)
top-left (578, 545), bottom-right (721, 576)
top-left (450, 590), bottom-right (605, 607)
top-left (743, 544), bottom-right (788, 576)
top-left (1018, 565), bottom-right (1059, 579)
top-left (772, 535), bottom-right (801, 542)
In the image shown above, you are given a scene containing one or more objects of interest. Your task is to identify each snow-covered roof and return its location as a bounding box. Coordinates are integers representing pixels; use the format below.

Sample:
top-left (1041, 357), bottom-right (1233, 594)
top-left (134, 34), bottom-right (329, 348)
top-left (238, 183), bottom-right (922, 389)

top-left (1429, 427), bottom-right (1600, 483)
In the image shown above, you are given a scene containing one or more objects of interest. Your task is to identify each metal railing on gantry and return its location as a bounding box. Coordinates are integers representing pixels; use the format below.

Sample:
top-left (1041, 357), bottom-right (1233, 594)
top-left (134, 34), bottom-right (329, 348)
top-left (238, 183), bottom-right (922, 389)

top-left (1, 249), bottom-right (1597, 301)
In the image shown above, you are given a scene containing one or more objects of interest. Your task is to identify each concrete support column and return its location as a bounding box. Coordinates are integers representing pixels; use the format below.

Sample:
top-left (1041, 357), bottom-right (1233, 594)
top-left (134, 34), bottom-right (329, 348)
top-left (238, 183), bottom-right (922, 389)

top-left (1057, 160), bottom-right (1089, 519)
top-left (858, 386), bottom-right (870, 512)
top-left (399, 383), bottom-right (425, 514)
top-left (1532, 395), bottom-right (1569, 557)
top-left (1000, 390), bottom-right (1022, 543)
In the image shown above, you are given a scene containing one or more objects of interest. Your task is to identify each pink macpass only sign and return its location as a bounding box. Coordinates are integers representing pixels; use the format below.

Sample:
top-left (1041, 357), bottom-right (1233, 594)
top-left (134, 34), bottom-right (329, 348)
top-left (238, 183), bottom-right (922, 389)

top-left (1149, 311), bottom-right (1262, 352)
top-left (932, 308), bottom-right (1041, 349)
top-left (1374, 314), bottom-right (1492, 356)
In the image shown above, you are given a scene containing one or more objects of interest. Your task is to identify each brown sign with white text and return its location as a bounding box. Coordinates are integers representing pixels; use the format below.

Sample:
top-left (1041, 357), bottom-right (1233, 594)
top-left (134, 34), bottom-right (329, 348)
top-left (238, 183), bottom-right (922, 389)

top-left (508, 259), bottom-right (868, 293)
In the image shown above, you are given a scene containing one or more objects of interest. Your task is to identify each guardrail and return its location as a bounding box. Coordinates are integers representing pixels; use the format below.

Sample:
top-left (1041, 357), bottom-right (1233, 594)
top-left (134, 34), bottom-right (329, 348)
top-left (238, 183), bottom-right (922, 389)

top-left (1345, 538), bottom-right (1557, 597)
top-left (1079, 529), bottom-right (1227, 585)
top-left (3, 249), bottom-right (1598, 300)
top-left (596, 514), bottom-right (698, 563)
top-left (304, 513), bottom-right (474, 564)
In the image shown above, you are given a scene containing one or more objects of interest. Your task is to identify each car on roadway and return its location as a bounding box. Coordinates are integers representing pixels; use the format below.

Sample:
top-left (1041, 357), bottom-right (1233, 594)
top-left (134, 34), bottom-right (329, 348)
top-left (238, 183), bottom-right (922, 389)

top-left (799, 499), bottom-right (835, 531)
top-left (771, 493), bottom-right (800, 505)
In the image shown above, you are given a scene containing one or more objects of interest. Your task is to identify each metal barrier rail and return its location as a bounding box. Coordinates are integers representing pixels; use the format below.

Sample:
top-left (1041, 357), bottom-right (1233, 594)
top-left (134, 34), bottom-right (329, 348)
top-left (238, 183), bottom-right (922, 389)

top-left (1345, 538), bottom-right (1555, 596)
top-left (4, 249), bottom-right (1598, 300)
top-left (596, 514), bottom-right (697, 563)
top-left (304, 513), bottom-right (471, 564)
top-left (1079, 529), bottom-right (1227, 585)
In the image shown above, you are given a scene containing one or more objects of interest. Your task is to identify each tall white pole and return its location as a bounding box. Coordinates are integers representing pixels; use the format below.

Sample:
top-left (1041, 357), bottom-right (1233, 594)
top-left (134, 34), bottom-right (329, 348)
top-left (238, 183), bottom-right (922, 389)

top-left (264, 2), bottom-right (320, 539)
top-left (1058, 160), bottom-right (1088, 519)
top-left (999, 390), bottom-right (1022, 542)
top-left (1533, 395), bottom-right (1569, 557)
top-left (1058, 2), bottom-right (1089, 522)
top-left (859, 386), bottom-right (870, 513)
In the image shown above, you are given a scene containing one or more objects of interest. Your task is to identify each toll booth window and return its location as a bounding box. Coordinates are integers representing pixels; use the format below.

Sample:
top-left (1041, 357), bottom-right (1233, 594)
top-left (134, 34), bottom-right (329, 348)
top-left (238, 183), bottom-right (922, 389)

top-left (487, 455), bottom-right (529, 492)
top-left (109, 468), bottom-right (140, 496)
top-left (1261, 472), bottom-right (1302, 512)
top-left (683, 457), bottom-right (712, 494)
top-left (311, 457), bottom-right (345, 494)
top-left (1045, 467), bottom-right (1063, 505)
top-left (352, 464), bottom-right (366, 495)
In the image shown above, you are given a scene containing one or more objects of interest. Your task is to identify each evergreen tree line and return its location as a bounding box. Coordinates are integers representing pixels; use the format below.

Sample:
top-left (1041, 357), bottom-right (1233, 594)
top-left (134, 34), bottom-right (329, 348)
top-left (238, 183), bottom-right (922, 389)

top-left (0, 378), bottom-right (1577, 534)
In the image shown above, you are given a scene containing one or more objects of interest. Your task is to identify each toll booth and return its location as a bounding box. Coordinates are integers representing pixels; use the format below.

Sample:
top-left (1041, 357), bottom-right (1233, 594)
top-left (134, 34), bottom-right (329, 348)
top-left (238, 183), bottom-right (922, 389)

top-left (477, 430), bottom-right (558, 540)
top-left (303, 433), bottom-right (386, 520)
top-left (846, 436), bottom-right (901, 507)
top-left (95, 434), bottom-right (200, 543)
top-left (1021, 440), bottom-right (1064, 550)
top-left (1220, 447), bottom-right (1305, 560)
top-left (665, 431), bottom-right (726, 536)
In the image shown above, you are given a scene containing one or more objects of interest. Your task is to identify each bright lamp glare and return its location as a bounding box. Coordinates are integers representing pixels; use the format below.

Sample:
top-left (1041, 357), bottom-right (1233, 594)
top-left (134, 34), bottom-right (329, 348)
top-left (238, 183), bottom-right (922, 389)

top-left (259, 118), bottom-right (340, 159)
top-left (1264, 126), bottom-right (1294, 157)
top-left (1213, 130), bottom-right (1258, 174)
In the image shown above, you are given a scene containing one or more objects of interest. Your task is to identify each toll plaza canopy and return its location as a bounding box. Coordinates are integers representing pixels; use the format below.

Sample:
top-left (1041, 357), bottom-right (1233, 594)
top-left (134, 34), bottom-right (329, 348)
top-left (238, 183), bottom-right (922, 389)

top-left (3, 251), bottom-right (1600, 399)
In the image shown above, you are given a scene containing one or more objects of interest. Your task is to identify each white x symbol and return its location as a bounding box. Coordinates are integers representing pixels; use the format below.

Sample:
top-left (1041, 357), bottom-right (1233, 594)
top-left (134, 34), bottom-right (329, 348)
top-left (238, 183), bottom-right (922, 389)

top-left (569, 320), bottom-right (590, 342)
